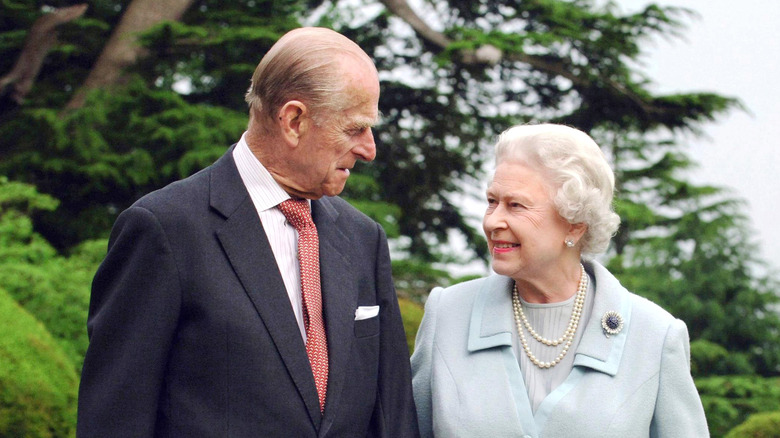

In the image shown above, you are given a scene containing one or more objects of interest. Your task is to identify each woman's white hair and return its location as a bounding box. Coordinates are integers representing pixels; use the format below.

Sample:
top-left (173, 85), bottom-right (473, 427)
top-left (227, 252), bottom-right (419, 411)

top-left (494, 123), bottom-right (621, 254)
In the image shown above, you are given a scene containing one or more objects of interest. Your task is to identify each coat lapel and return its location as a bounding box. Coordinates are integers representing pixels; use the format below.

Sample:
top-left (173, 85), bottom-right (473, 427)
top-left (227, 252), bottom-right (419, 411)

top-left (467, 275), bottom-right (538, 437)
top-left (467, 275), bottom-right (515, 351)
top-left (533, 260), bottom-right (634, 433)
top-left (572, 260), bottom-right (632, 376)
top-left (311, 197), bottom-right (357, 431)
top-left (465, 264), bottom-right (634, 436)
top-left (209, 149), bottom-right (323, 428)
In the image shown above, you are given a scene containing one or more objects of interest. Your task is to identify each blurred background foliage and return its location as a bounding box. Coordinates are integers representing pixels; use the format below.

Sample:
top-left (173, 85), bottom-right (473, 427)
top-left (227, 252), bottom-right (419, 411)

top-left (1, 0), bottom-right (778, 436)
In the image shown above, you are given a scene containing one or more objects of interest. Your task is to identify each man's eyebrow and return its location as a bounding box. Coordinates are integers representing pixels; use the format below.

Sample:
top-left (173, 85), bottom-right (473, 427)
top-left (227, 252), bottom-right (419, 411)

top-left (354, 112), bottom-right (382, 128)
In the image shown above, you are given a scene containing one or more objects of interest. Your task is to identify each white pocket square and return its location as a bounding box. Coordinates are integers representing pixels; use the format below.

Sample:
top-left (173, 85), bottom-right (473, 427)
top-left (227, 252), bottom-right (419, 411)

top-left (355, 305), bottom-right (380, 320)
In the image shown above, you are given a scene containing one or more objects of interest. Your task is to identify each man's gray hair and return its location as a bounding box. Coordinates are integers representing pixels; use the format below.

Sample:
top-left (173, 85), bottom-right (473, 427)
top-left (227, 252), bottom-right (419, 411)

top-left (245, 27), bottom-right (376, 129)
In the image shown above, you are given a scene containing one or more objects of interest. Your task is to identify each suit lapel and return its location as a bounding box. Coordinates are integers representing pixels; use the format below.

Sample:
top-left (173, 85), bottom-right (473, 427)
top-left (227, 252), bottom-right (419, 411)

top-left (209, 149), bottom-right (323, 428)
top-left (311, 198), bottom-right (357, 429)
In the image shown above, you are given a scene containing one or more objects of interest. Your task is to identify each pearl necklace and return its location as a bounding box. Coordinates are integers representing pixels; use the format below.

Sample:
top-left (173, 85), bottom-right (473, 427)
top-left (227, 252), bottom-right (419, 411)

top-left (512, 264), bottom-right (588, 369)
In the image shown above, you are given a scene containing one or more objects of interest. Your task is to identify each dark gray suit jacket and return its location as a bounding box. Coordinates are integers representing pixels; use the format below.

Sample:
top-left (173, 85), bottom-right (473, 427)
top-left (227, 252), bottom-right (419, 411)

top-left (77, 147), bottom-right (419, 437)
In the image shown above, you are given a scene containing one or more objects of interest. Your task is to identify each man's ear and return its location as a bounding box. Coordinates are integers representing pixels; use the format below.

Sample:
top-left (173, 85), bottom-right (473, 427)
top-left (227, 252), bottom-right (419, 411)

top-left (278, 100), bottom-right (309, 146)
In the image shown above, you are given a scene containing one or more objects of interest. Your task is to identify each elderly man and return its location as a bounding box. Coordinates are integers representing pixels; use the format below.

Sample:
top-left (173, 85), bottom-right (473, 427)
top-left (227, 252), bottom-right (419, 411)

top-left (77, 27), bottom-right (419, 437)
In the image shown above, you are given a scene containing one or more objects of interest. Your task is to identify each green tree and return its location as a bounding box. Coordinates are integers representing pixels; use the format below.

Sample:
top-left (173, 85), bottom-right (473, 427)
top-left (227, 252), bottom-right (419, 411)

top-left (603, 131), bottom-right (780, 375)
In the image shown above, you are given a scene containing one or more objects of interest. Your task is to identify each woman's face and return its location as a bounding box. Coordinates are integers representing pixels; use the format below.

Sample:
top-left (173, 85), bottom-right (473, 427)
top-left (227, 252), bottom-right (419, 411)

top-left (483, 161), bottom-right (574, 280)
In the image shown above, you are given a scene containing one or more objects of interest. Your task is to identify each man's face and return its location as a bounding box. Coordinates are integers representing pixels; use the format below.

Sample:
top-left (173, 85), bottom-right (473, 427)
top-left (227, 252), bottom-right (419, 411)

top-left (292, 61), bottom-right (380, 199)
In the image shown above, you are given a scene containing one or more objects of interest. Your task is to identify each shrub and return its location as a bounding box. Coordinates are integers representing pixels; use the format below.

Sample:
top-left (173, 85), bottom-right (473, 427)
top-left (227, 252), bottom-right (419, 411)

top-left (697, 375), bottom-right (780, 436)
top-left (724, 411), bottom-right (780, 438)
top-left (0, 178), bottom-right (102, 372)
top-left (398, 297), bottom-right (424, 355)
top-left (0, 287), bottom-right (78, 438)
top-left (690, 339), bottom-right (754, 376)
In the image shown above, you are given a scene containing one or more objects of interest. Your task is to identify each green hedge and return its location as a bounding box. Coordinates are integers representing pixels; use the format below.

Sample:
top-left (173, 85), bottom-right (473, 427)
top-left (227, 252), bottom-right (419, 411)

top-left (690, 339), bottom-right (754, 375)
top-left (697, 375), bottom-right (780, 437)
top-left (0, 287), bottom-right (78, 438)
top-left (399, 297), bottom-right (424, 355)
top-left (725, 411), bottom-right (780, 438)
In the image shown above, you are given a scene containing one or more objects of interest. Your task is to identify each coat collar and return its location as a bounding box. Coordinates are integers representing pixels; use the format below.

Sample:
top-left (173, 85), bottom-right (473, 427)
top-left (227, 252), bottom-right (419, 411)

top-left (466, 259), bottom-right (632, 376)
top-left (572, 260), bottom-right (632, 376)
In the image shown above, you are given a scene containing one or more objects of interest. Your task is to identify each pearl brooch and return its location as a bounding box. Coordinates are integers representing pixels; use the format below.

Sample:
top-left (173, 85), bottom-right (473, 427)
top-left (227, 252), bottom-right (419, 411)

top-left (601, 311), bottom-right (624, 337)
top-left (512, 264), bottom-right (588, 369)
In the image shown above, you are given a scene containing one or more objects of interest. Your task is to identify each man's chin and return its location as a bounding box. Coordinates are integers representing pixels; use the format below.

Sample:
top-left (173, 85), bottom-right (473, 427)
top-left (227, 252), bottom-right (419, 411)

top-left (322, 181), bottom-right (348, 197)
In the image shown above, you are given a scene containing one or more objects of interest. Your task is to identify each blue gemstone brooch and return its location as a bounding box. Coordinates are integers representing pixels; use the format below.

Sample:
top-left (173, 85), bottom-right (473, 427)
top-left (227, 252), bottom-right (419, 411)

top-left (601, 311), bottom-right (624, 338)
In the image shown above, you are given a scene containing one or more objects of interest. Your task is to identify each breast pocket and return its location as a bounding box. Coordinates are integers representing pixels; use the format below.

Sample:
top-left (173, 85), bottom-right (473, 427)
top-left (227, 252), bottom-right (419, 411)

top-left (354, 315), bottom-right (380, 338)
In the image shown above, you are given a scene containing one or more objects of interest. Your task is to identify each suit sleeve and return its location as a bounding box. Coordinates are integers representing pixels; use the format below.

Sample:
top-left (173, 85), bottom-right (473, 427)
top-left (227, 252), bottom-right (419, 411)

top-left (77, 206), bottom-right (181, 437)
top-left (650, 318), bottom-right (710, 437)
top-left (370, 223), bottom-right (421, 438)
top-left (410, 286), bottom-right (443, 438)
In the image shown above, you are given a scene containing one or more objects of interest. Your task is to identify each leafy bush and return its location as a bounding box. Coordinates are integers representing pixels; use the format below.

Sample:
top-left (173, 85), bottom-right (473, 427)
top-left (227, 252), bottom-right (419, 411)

top-left (0, 287), bottom-right (78, 438)
top-left (398, 297), bottom-right (424, 355)
top-left (725, 411), bottom-right (780, 438)
top-left (690, 339), bottom-right (754, 376)
top-left (0, 178), bottom-right (100, 372)
top-left (697, 375), bottom-right (780, 437)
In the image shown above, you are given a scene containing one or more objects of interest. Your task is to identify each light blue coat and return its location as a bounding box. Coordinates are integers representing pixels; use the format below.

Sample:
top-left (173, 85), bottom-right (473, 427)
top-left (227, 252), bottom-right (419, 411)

top-left (411, 260), bottom-right (709, 438)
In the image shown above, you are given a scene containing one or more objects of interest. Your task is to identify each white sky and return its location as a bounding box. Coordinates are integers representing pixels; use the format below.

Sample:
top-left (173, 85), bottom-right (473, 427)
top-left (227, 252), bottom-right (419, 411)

top-left (616, 0), bottom-right (780, 273)
top-left (450, 0), bottom-right (780, 276)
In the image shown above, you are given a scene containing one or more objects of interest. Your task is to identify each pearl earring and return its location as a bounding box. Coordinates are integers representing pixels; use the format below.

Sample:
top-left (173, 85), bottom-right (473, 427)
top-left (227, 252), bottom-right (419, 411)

top-left (565, 239), bottom-right (575, 248)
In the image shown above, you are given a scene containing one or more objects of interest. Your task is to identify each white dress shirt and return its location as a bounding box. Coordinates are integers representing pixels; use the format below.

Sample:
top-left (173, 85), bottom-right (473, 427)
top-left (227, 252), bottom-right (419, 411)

top-left (233, 133), bottom-right (307, 341)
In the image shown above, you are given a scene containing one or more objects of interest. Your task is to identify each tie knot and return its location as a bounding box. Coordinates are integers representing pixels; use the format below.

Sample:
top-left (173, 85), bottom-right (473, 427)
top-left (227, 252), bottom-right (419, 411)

top-left (278, 198), bottom-right (314, 231)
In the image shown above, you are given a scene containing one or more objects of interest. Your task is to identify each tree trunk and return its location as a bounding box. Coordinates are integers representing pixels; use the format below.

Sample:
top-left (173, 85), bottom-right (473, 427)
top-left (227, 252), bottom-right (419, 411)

top-left (377, 0), bottom-right (655, 115)
top-left (0, 4), bottom-right (88, 105)
top-left (65, 0), bottom-right (195, 109)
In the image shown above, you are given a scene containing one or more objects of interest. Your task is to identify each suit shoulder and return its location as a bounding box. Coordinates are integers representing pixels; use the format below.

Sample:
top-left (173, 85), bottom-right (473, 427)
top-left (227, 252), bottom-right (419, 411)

top-left (132, 165), bottom-right (212, 214)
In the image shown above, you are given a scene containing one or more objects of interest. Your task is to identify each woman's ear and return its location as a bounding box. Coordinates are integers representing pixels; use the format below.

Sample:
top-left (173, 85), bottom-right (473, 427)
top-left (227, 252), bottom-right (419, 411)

top-left (567, 222), bottom-right (588, 244)
top-left (278, 100), bottom-right (308, 146)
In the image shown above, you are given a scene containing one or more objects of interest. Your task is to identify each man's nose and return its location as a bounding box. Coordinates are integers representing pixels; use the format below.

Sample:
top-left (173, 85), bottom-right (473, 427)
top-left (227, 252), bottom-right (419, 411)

top-left (353, 128), bottom-right (377, 162)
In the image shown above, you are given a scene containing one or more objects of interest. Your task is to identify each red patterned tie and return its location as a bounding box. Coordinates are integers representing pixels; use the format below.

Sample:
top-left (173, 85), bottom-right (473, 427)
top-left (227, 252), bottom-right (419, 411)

top-left (278, 198), bottom-right (328, 413)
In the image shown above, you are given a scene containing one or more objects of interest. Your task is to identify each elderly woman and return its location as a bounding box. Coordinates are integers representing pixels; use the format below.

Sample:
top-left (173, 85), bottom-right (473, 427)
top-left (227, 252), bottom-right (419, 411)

top-left (410, 124), bottom-right (709, 437)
